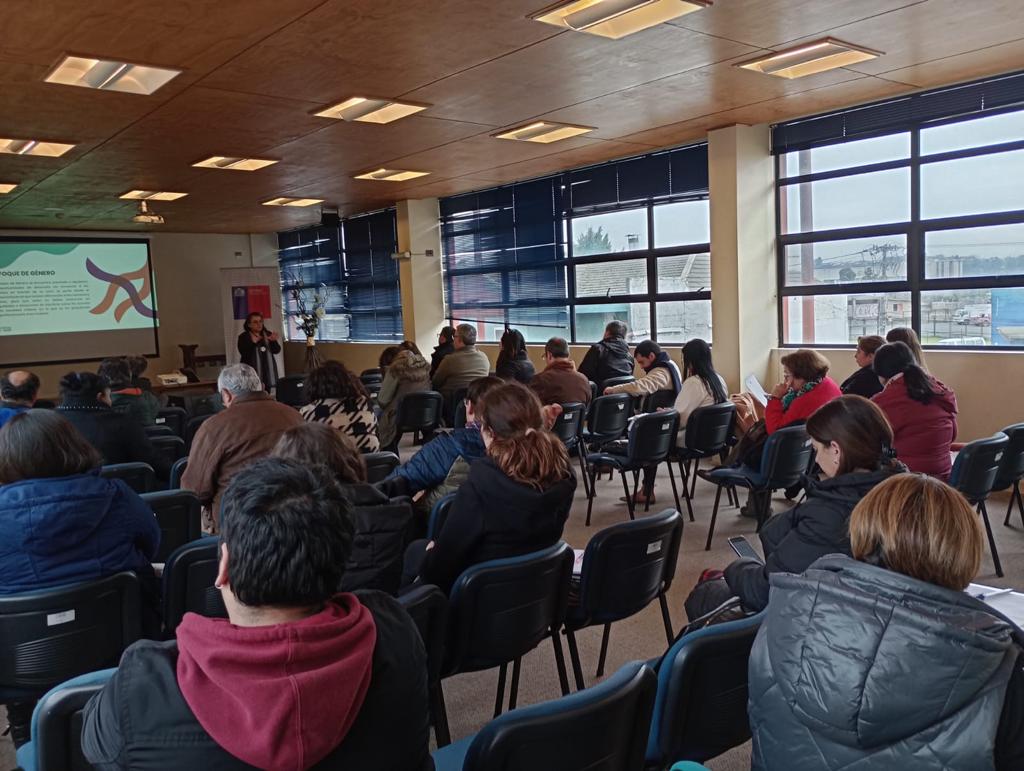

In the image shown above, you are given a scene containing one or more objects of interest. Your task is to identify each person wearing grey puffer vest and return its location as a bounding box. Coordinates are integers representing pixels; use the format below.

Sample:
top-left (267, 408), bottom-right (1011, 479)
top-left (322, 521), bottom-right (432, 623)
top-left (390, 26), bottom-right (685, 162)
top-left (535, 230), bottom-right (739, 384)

top-left (749, 554), bottom-right (1024, 770)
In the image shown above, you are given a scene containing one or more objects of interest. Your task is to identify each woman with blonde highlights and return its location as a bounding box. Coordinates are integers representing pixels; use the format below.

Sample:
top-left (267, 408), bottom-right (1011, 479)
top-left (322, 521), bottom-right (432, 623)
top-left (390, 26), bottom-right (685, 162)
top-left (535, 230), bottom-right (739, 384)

top-left (748, 473), bottom-right (1024, 770)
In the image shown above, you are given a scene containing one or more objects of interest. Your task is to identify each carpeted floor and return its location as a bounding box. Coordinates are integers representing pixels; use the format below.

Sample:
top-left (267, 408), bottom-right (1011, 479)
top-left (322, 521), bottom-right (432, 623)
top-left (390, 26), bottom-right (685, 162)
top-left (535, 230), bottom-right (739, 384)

top-left (4, 450), bottom-right (1023, 771)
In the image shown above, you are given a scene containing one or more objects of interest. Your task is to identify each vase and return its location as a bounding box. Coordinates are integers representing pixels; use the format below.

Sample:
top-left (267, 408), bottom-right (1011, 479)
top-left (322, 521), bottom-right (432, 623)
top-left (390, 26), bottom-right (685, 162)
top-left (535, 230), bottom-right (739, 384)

top-left (305, 335), bottom-right (323, 371)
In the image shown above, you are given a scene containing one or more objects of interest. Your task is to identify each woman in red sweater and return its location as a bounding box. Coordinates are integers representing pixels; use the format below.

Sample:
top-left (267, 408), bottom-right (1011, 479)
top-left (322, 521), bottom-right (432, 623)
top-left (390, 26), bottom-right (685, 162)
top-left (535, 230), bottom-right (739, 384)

top-left (766, 349), bottom-right (843, 433)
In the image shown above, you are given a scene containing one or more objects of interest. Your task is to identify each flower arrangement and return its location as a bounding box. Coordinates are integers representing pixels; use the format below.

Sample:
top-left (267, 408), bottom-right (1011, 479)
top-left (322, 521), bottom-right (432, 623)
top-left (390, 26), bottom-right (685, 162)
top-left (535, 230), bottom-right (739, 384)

top-left (283, 273), bottom-right (333, 370)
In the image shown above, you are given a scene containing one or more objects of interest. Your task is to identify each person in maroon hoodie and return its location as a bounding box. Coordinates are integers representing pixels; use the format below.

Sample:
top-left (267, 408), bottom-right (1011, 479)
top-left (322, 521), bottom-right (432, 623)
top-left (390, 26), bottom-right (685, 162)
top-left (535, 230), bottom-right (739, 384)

top-left (81, 459), bottom-right (432, 771)
top-left (872, 341), bottom-right (958, 481)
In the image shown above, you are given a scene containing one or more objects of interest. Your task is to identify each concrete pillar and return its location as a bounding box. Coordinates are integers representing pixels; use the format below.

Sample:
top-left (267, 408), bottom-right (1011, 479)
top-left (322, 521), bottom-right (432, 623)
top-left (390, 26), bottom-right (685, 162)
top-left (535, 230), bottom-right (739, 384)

top-left (395, 198), bottom-right (445, 353)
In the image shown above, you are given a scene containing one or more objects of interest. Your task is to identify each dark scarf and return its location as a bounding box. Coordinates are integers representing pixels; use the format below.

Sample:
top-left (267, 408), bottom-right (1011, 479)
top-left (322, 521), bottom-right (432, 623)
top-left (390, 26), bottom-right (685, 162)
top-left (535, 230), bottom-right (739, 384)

top-left (644, 351), bottom-right (682, 396)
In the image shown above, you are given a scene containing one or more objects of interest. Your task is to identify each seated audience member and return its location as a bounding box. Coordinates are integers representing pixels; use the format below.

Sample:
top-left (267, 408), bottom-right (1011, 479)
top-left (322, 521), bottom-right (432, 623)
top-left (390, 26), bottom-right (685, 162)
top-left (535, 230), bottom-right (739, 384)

top-left (430, 325), bottom-right (456, 379)
top-left (578, 320), bottom-right (633, 388)
top-left (98, 356), bottom-right (160, 426)
top-left (886, 325), bottom-right (929, 370)
top-left (495, 328), bottom-right (535, 384)
top-left (603, 340), bottom-right (682, 408)
top-left (0, 410), bottom-right (160, 747)
top-left (530, 337), bottom-right (592, 406)
top-left (406, 381), bottom-right (576, 594)
top-left (182, 364), bottom-right (302, 532)
top-left (765, 349), bottom-right (841, 433)
top-left (748, 474), bottom-right (1024, 770)
top-left (431, 323), bottom-right (491, 401)
top-left (127, 354), bottom-right (153, 392)
top-left (377, 341), bottom-right (431, 452)
top-left (688, 396), bottom-right (904, 617)
top-left (378, 344), bottom-right (402, 373)
top-left (299, 360), bottom-right (380, 453)
top-left (0, 369), bottom-right (39, 428)
top-left (872, 341), bottom-right (957, 480)
top-left (57, 371), bottom-right (168, 478)
top-left (840, 335), bottom-right (885, 399)
top-left (82, 460), bottom-right (432, 770)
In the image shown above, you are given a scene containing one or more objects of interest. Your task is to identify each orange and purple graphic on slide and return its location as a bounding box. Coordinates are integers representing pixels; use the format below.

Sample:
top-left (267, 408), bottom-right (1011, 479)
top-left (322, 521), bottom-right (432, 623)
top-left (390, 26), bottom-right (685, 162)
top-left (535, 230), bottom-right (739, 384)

top-left (86, 259), bottom-right (156, 321)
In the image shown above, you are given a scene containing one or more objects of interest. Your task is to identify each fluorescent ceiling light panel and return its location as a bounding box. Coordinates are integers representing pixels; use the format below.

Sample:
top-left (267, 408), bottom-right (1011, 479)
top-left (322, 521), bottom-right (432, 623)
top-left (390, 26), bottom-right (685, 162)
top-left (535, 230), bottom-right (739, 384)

top-left (0, 138), bottom-right (75, 157)
top-left (262, 197), bottom-right (324, 207)
top-left (0, 183), bottom-right (17, 194)
top-left (193, 156), bottom-right (278, 171)
top-left (45, 55), bottom-right (182, 95)
top-left (354, 169), bottom-right (430, 182)
top-left (120, 190), bottom-right (188, 201)
top-left (738, 38), bottom-right (882, 79)
top-left (532, 0), bottom-right (711, 39)
top-left (494, 121), bottom-right (595, 143)
top-left (314, 97), bottom-right (428, 123)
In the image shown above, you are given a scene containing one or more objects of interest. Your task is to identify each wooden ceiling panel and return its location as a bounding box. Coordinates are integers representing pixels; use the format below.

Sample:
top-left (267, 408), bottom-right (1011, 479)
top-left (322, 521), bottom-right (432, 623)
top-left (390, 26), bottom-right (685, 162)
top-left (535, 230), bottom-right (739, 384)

top-left (462, 140), bottom-right (660, 186)
top-left (878, 37), bottom-right (1024, 89)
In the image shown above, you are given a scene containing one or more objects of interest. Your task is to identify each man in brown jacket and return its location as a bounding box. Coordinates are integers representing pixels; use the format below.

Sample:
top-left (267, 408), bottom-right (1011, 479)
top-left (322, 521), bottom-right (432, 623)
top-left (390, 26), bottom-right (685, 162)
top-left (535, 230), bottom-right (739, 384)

top-left (181, 363), bottom-right (302, 533)
top-left (530, 337), bottom-right (592, 407)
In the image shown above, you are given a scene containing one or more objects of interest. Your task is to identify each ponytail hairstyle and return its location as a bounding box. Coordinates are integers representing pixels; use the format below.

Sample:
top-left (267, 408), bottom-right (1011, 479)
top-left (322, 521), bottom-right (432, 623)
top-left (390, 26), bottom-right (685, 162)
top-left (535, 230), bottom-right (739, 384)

top-left (681, 338), bottom-right (727, 404)
top-left (478, 381), bottom-right (571, 490)
top-left (805, 395), bottom-right (899, 476)
top-left (873, 342), bottom-right (941, 405)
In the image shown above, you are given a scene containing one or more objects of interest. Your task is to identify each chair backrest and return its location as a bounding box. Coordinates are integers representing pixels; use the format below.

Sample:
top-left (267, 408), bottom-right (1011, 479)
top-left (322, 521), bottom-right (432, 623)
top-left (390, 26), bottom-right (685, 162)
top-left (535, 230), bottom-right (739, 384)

top-left (150, 435), bottom-right (187, 469)
top-left (162, 537), bottom-right (227, 634)
top-left (27, 668), bottom-right (116, 771)
top-left (453, 398), bottom-right (468, 429)
top-left (642, 389), bottom-right (677, 413)
top-left (551, 402), bottom-right (586, 447)
top-left (683, 403), bottom-right (736, 455)
top-left (154, 406), bottom-right (188, 437)
top-left (646, 612), bottom-right (765, 765)
top-left (759, 425), bottom-right (814, 490)
top-left (364, 451), bottom-right (401, 484)
top-left (99, 462), bottom-right (156, 494)
top-left (0, 573), bottom-right (140, 695)
top-left (576, 510), bottom-right (683, 626)
top-left (360, 368), bottom-right (383, 382)
top-left (144, 424), bottom-right (176, 438)
top-left (590, 381), bottom-right (598, 401)
top-left (398, 584), bottom-right (449, 692)
top-left (275, 374), bottom-right (308, 406)
top-left (169, 457), bottom-right (188, 490)
top-left (993, 423), bottom-right (1024, 490)
top-left (951, 433), bottom-right (1010, 503)
top-left (427, 493), bottom-right (457, 540)
top-left (602, 375), bottom-right (636, 391)
top-left (185, 413), bottom-right (214, 451)
top-left (587, 394), bottom-right (633, 443)
top-left (625, 411), bottom-right (679, 465)
top-left (142, 490), bottom-right (203, 563)
top-left (461, 661), bottom-right (657, 771)
top-left (397, 390), bottom-right (444, 433)
top-left (445, 542), bottom-right (574, 676)
top-left (340, 496), bottom-right (415, 595)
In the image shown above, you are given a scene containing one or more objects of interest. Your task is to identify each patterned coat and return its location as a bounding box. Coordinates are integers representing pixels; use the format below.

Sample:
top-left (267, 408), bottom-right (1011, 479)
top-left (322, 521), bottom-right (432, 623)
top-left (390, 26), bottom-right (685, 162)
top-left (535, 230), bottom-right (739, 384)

top-left (300, 396), bottom-right (380, 452)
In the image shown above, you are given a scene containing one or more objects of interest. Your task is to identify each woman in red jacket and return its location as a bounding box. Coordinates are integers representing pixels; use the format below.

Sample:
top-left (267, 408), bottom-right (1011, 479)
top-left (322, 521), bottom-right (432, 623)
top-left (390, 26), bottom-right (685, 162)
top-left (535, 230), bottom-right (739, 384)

top-left (872, 341), bottom-right (958, 480)
top-left (766, 349), bottom-right (842, 434)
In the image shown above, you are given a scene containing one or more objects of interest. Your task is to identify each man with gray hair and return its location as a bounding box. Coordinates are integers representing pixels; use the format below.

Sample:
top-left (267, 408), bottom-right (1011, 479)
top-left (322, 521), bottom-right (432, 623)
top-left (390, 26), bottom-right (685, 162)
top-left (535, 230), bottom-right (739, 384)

top-left (578, 320), bottom-right (633, 389)
top-left (431, 322), bottom-right (491, 406)
top-left (181, 364), bottom-right (302, 532)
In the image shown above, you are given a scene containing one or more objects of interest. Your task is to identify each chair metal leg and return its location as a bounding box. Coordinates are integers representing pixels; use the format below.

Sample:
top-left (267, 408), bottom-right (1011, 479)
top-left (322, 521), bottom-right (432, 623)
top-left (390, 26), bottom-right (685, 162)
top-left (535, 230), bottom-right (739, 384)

top-left (728, 486), bottom-right (740, 508)
top-left (678, 460), bottom-right (695, 522)
top-left (596, 623), bottom-right (612, 678)
top-left (1004, 481), bottom-right (1023, 527)
top-left (705, 485), bottom-right (724, 551)
top-left (979, 500), bottom-right (1004, 578)
top-left (431, 682), bottom-right (451, 747)
top-left (659, 592), bottom-right (674, 644)
top-left (756, 488), bottom-right (772, 532)
top-left (666, 462), bottom-right (682, 518)
top-left (586, 464), bottom-right (599, 526)
top-left (494, 663), bottom-right (507, 718)
top-left (689, 459), bottom-right (699, 500)
top-left (565, 628), bottom-right (586, 691)
top-left (622, 471), bottom-right (636, 520)
top-left (1018, 483), bottom-right (1024, 527)
top-left (578, 451), bottom-right (591, 499)
top-left (508, 657), bottom-right (521, 711)
top-left (551, 629), bottom-right (570, 696)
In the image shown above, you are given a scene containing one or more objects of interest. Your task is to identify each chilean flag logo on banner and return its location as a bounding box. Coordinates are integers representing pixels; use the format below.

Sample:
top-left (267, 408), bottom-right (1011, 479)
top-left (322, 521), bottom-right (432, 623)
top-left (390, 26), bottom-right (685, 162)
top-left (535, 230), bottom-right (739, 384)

top-left (232, 285), bottom-right (272, 320)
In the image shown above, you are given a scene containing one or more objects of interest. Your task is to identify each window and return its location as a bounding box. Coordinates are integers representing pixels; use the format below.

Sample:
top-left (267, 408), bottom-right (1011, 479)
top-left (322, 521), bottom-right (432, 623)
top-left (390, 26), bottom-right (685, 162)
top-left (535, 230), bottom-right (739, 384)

top-left (775, 70), bottom-right (1024, 349)
top-left (441, 143), bottom-right (711, 344)
top-left (277, 210), bottom-right (403, 343)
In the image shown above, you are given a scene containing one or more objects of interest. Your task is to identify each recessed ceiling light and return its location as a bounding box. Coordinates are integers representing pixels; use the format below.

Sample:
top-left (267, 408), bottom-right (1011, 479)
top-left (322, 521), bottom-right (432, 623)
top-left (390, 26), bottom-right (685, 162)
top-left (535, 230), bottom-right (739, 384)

top-left (314, 97), bottom-right (429, 124)
top-left (494, 121), bottom-right (595, 143)
top-left (354, 169), bottom-right (430, 182)
top-left (532, 0), bottom-right (711, 39)
top-left (120, 190), bottom-right (188, 201)
top-left (0, 183), bottom-right (17, 194)
top-left (737, 38), bottom-right (882, 79)
top-left (0, 138), bottom-right (75, 157)
top-left (44, 55), bottom-right (182, 95)
top-left (262, 197), bottom-right (325, 207)
top-left (193, 156), bottom-right (278, 171)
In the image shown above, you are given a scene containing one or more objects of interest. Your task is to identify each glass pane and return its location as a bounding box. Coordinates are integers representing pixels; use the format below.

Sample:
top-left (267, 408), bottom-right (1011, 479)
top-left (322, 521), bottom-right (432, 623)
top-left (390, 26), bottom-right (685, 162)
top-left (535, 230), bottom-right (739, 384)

top-left (450, 309), bottom-right (506, 346)
top-left (573, 304), bottom-right (644, 344)
top-left (653, 200), bottom-right (709, 248)
top-left (782, 168), bottom-right (910, 234)
top-left (782, 133), bottom-right (910, 177)
top-left (921, 110), bottom-right (1024, 156)
top-left (782, 291), bottom-right (912, 344)
top-left (925, 223), bottom-right (1024, 279)
top-left (508, 306), bottom-right (571, 343)
top-left (657, 253), bottom-right (711, 293)
top-left (655, 300), bottom-right (713, 343)
top-left (783, 235), bottom-right (907, 286)
top-left (921, 149), bottom-right (1024, 220)
top-left (571, 209), bottom-right (648, 256)
top-left (918, 288), bottom-right (1024, 346)
top-left (575, 258), bottom-right (648, 297)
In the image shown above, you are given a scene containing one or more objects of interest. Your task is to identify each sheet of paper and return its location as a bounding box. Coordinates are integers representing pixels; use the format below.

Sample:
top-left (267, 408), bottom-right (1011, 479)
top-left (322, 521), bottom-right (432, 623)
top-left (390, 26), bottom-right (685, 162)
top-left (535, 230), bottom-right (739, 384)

top-left (744, 373), bottom-right (769, 406)
top-left (967, 583), bottom-right (1024, 627)
top-left (572, 548), bottom-right (585, 576)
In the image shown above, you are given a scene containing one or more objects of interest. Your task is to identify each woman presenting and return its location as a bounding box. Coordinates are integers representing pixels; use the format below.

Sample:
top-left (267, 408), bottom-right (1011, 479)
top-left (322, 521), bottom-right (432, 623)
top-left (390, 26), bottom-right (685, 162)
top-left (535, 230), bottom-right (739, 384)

top-left (237, 312), bottom-right (280, 391)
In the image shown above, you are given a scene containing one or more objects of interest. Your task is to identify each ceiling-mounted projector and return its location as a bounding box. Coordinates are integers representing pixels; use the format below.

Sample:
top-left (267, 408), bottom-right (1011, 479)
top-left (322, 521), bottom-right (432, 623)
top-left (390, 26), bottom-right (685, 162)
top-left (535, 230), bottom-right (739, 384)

top-left (132, 200), bottom-right (164, 224)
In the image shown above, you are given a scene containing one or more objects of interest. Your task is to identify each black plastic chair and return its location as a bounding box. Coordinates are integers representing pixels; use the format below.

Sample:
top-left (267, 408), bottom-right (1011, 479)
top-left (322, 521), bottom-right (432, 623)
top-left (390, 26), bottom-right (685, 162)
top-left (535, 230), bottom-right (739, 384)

top-left (601, 375), bottom-right (636, 391)
top-left (951, 432), bottom-right (1010, 577)
top-left (144, 424), bottom-right (176, 438)
top-left (169, 457), bottom-right (188, 490)
top-left (99, 462), bottom-right (156, 494)
top-left (997, 423), bottom-right (1024, 528)
top-left (398, 584), bottom-right (452, 747)
top-left (432, 661), bottom-right (657, 771)
top-left (564, 509), bottom-right (683, 690)
top-left (699, 425), bottom-right (813, 550)
top-left (585, 411), bottom-right (680, 525)
top-left (447, 387), bottom-right (469, 429)
top-left (551, 402), bottom-right (588, 495)
top-left (142, 490), bottom-right (203, 563)
top-left (185, 413), bottom-right (214, 451)
top-left (162, 537), bottom-right (227, 635)
top-left (150, 435), bottom-right (186, 472)
top-left (645, 611), bottom-right (765, 767)
top-left (428, 493), bottom-right (457, 540)
top-left (155, 406), bottom-right (188, 437)
top-left (672, 403), bottom-right (736, 522)
top-left (641, 389), bottom-right (678, 413)
top-left (580, 393), bottom-right (633, 491)
top-left (452, 398), bottom-right (468, 429)
top-left (442, 543), bottom-right (575, 720)
top-left (360, 368), bottom-right (383, 382)
top-left (0, 573), bottom-right (140, 705)
top-left (393, 391), bottom-right (444, 448)
top-left (275, 374), bottom-right (307, 407)
top-left (364, 451), bottom-right (401, 484)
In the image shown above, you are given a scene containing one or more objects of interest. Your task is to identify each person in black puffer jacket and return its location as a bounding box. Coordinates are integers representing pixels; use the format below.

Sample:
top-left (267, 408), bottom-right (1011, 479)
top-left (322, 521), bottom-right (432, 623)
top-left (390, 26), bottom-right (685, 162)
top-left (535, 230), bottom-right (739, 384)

top-left (495, 328), bottom-right (535, 384)
top-left (578, 320), bottom-right (633, 389)
top-left (429, 326), bottom-right (456, 379)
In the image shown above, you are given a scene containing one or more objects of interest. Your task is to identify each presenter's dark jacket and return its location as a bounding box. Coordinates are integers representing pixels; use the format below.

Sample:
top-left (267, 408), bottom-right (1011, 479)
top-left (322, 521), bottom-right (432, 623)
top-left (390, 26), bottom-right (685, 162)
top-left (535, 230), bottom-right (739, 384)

top-left (839, 365), bottom-right (883, 399)
top-left (57, 399), bottom-right (170, 480)
top-left (237, 331), bottom-right (281, 391)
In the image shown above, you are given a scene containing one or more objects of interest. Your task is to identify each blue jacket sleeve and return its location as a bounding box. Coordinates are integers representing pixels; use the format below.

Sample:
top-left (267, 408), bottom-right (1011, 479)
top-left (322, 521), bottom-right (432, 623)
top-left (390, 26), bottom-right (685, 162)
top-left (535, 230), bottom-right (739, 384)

top-left (394, 433), bottom-right (460, 492)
